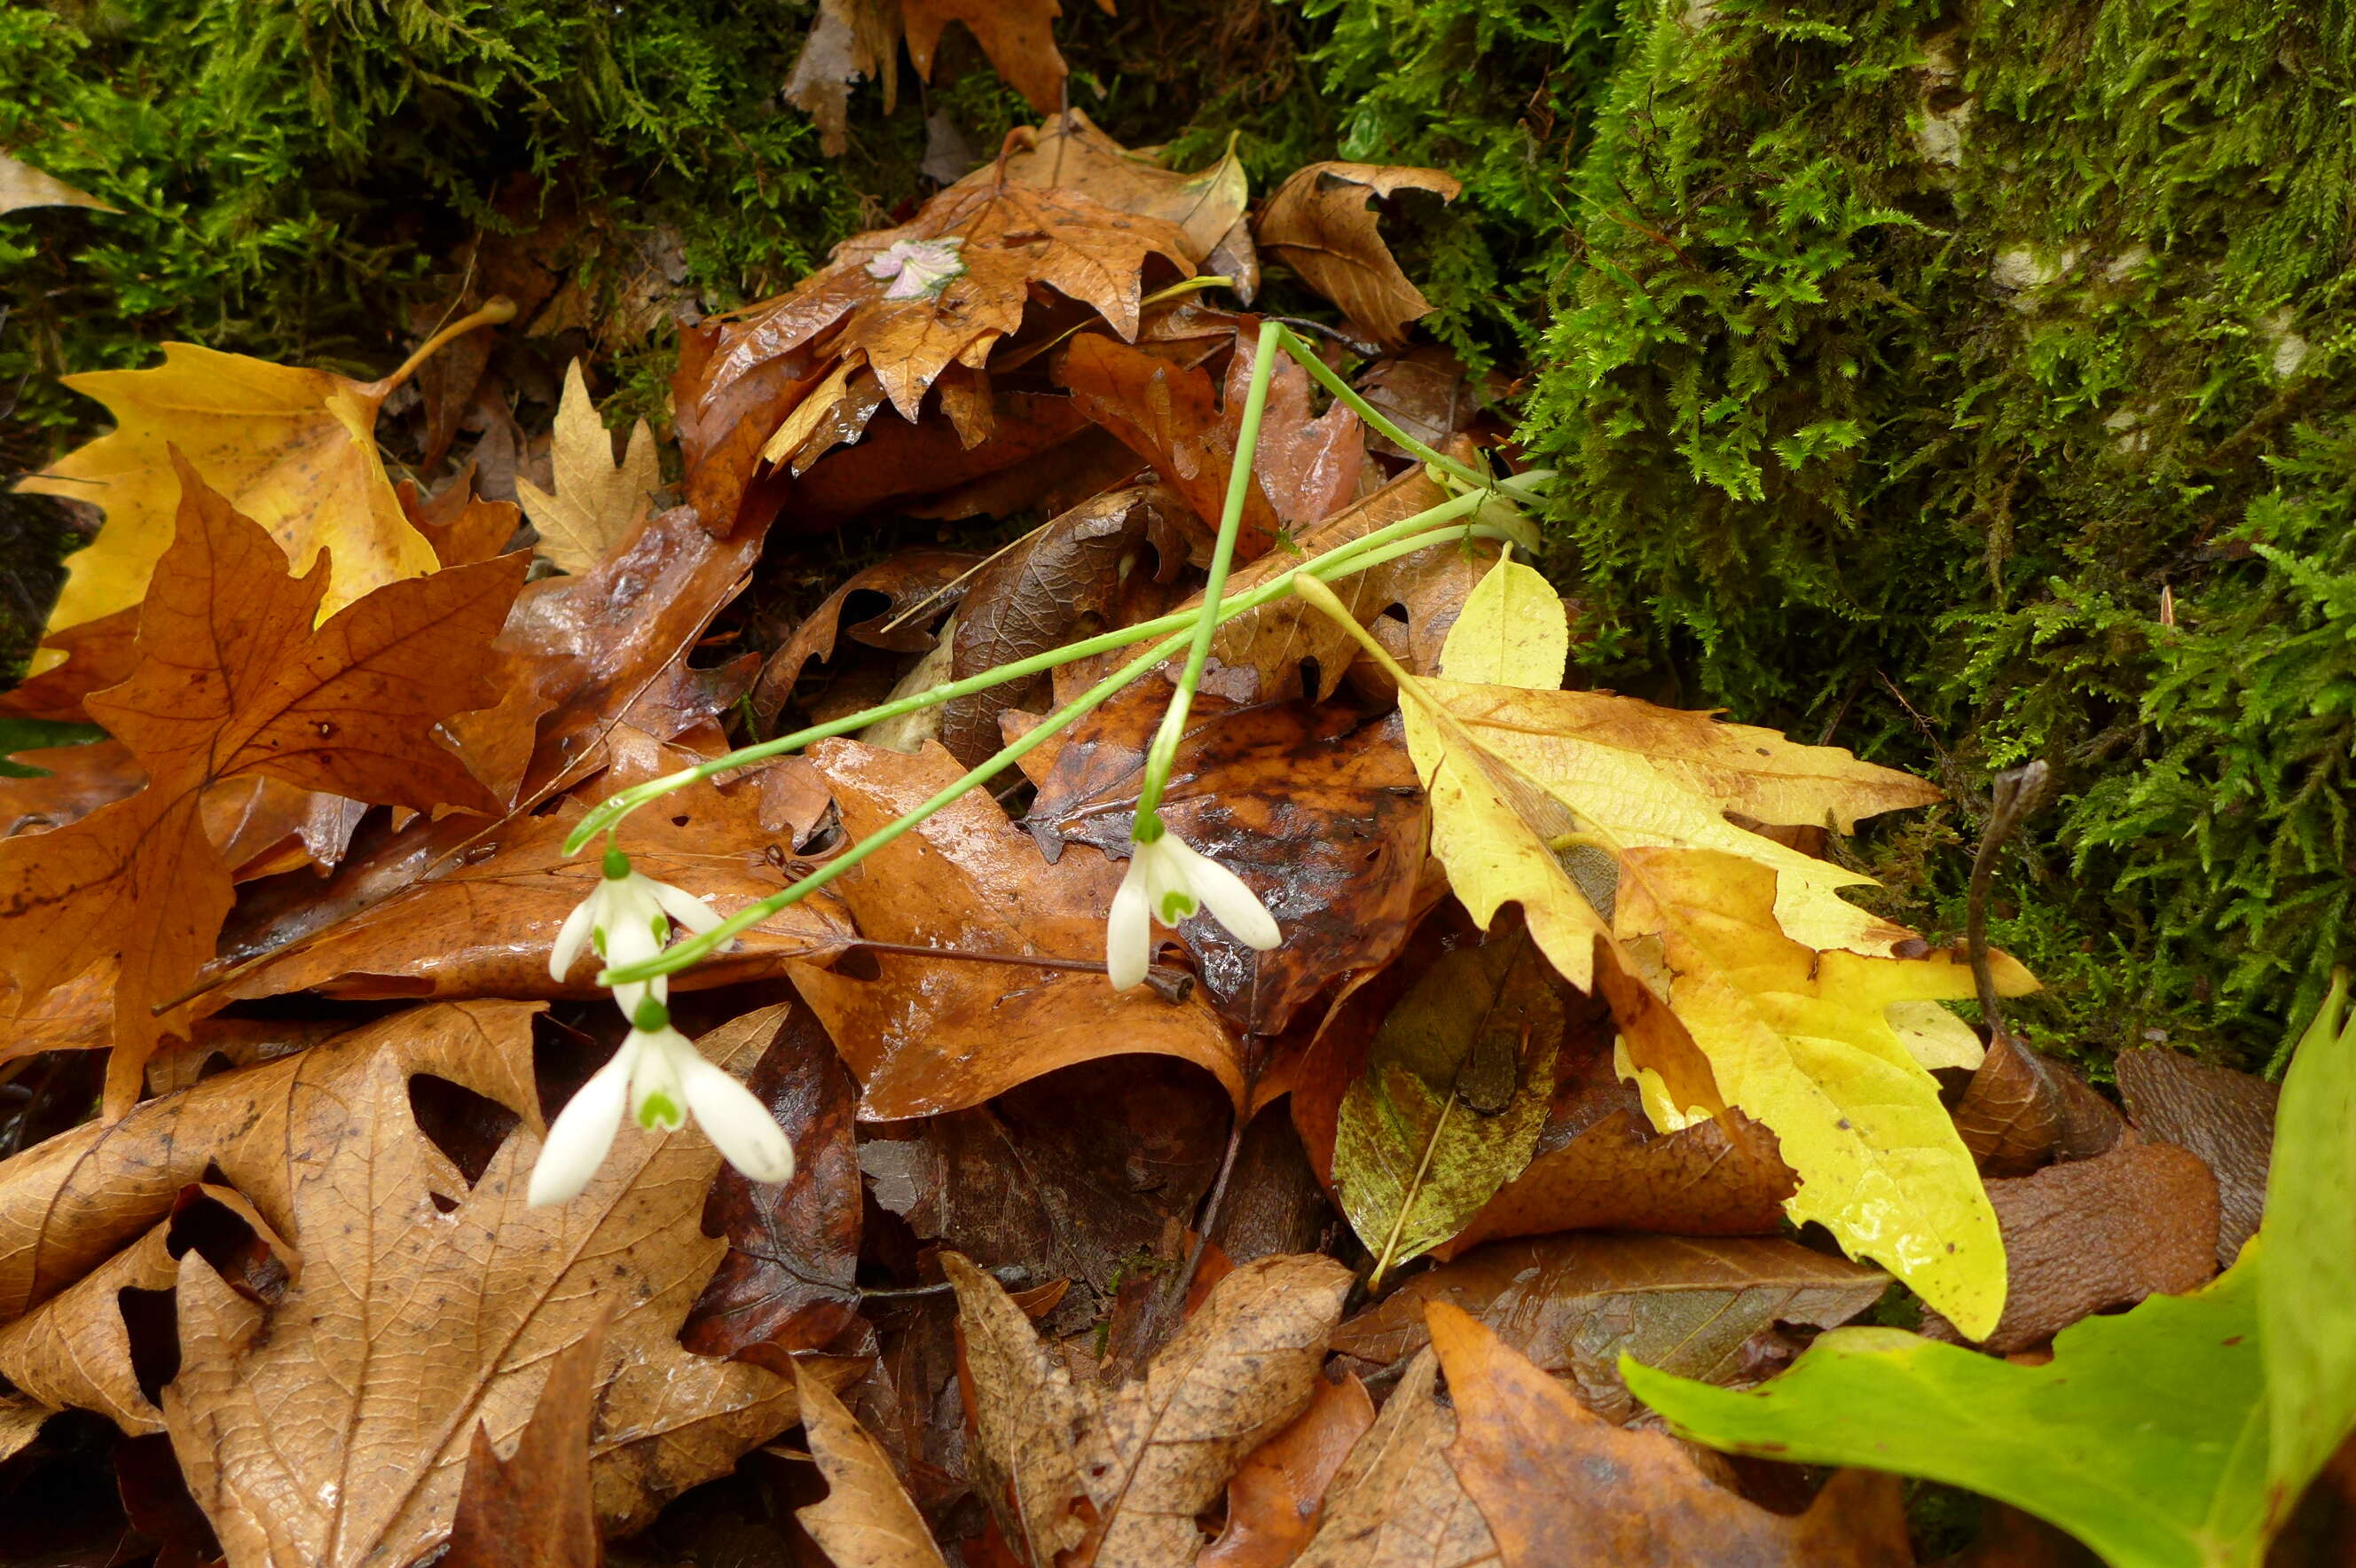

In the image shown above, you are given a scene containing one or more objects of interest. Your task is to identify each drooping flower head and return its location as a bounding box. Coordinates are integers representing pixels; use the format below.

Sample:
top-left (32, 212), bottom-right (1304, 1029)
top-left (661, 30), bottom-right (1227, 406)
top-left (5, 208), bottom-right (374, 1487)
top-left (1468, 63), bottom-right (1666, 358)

top-left (527, 997), bottom-right (797, 1208)
top-left (1104, 817), bottom-right (1281, 992)
top-left (548, 849), bottom-right (723, 1015)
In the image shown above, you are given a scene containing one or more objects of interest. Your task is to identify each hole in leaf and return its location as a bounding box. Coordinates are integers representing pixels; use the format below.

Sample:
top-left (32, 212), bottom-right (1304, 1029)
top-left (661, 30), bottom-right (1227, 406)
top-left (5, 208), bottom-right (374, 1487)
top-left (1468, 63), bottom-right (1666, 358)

top-left (408, 1074), bottom-right (522, 1188)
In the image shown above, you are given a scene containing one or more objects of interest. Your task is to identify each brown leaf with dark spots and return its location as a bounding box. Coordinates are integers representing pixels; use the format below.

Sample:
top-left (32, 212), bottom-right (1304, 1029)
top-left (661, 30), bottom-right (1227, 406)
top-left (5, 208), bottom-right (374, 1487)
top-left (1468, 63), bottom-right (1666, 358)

top-left (442, 1313), bottom-right (606, 1568)
top-left (161, 1006), bottom-right (821, 1564)
top-left (1257, 165), bottom-right (1462, 349)
top-left (1332, 1235), bottom-right (1884, 1424)
top-left (787, 739), bottom-right (1245, 1117)
top-left (1022, 686), bottom-right (1426, 1035)
top-left (1200, 1371), bottom-right (1376, 1568)
top-left (1289, 1348), bottom-right (1499, 1568)
top-left (1923, 1138), bottom-right (2219, 1353)
top-left (2116, 1046), bottom-right (2278, 1267)
top-left (683, 1007), bottom-right (864, 1361)
top-left (948, 1250), bottom-right (1352, 1568)
top-left (794, 1360), bottom-right (953, 1568)
top-left (751, 551), bottom-right (980, 729)
top-left (941, 486), bottom-right (1178, 767)
top-left (1429, 1302), bottom-right (1916, 1568)
top-left (0, 458), bottom-right (523, 1107)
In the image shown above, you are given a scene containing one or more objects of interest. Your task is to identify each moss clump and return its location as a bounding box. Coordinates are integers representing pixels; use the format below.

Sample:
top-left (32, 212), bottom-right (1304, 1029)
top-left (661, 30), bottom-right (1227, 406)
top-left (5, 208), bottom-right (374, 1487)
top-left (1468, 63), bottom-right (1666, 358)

top-left (1520, 0), bottom-right (2356, 1062)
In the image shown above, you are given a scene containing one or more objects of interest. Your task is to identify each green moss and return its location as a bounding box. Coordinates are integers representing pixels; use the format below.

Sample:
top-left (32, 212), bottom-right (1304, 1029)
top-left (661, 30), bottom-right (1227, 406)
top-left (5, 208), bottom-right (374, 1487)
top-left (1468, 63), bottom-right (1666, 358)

top-left (1520, 0), bottom-right (2356, 1062)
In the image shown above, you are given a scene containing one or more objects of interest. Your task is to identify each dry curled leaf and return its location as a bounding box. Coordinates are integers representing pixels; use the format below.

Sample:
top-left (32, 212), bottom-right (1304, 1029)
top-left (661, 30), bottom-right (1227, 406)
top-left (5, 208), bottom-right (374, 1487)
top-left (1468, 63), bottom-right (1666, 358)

top-left (0, 459), bottom-right (522, 1108)
top-left (1291, 1348), bottom-right (1499, 1568)
top-left (948, 1250), bottom-right (1352, 1567)
top-left (517, 359), bottom-right (662, 575)
top-left (794, 1361), bottom-right (952, 1568)
top-left (751, 549), bottom-right (981, 730)
top-left (2116, 1047), bottom-right (2278, 1268)
top-left (161, 1006), bottom-right (815, 1566)
top-left (1257, 164), bottom-right (1461, 349)
top-left (1199, 1371), bottom-right (1376, 1568)
top-left (441, 1313), bottom-right (606, 1568)
top-left (993, 110), bottom-right (1251, 269)
top-left (785, 0), bottom-right (1075, 151)
top-left (1429, 1302), bottom-right (1916, 1568)
top-left (787, 739), bottom-right (1245, 1117)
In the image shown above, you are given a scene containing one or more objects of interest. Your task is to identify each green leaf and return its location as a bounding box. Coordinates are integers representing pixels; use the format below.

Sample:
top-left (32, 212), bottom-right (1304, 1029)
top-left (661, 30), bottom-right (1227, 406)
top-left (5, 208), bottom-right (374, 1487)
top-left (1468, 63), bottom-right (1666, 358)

top-left (2263, 968), bottom-right (2356, 1527)
top-left (1628, 1262), bottom-right (2272, 1568)
top-left (1625, 970), bottom-right (2356, 1568)
top-left (1333, 929), bottom-right (1559, 1286)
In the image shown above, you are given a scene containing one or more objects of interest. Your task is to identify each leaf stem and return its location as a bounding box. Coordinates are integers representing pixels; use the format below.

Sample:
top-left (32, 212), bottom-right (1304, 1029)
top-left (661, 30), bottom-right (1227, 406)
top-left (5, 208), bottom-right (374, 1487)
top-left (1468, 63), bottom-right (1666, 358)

top-left (375, 295), bottom-right (518, 397)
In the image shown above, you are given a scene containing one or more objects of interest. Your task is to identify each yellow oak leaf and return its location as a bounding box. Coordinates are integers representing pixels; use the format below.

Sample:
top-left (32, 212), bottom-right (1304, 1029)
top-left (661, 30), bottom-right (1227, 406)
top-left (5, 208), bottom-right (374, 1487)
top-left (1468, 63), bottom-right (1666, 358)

top-left (20, 346), bottom-right (438, 666)
top-left (516, 359), bottom-right (662, 575)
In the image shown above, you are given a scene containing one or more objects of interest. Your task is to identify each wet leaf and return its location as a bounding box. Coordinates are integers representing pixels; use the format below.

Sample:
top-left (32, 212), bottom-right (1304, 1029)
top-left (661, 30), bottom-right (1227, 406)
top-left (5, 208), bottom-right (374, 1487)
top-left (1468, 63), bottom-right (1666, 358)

top-left (441, 1314), bottom-right (605, 1568)
top-left (1954, 1036), bottom-right (2124, 1176)
top-left (947, 1250), bottom-right (1352, 1567)
top-left (1199, 1372), bottom-right (1375, 1568)
top-left (20, 349), bottom-right (444, 654)
top-left (750, 549), bottom-right (979, 729)
top-left (0, 459), bottom-right (522, 1106)
top-left (786, 740), bottom-right (1245, 1117)
top-left (517, 359), bottom-right (662, 575)
top-left (1257, 164), bottom-right (1461, 349)
top-left (794, 1360), bottom-right (952, 1568)
top-left (1331, 929), bottom-right (1561, 1283)
top-left (1333, 1235), bottom-right (1884, 1423)
top-left (1430, 1302), bottom-right (1915, 1568)
top-left (993, 110), bottom-right (1251, 268)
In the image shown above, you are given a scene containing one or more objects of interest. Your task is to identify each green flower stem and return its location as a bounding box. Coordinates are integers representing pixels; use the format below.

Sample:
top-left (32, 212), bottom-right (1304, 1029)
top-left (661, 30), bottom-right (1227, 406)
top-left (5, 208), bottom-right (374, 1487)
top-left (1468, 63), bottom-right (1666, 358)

top-left (1262, 322), bottom-right (1493, 492)
top-left (1135, 319), bottom-right (1281, 830)
top-left (562, 486), bottom-right (1493, 855)
top-left (593, 517), bottom-right (1509, 990)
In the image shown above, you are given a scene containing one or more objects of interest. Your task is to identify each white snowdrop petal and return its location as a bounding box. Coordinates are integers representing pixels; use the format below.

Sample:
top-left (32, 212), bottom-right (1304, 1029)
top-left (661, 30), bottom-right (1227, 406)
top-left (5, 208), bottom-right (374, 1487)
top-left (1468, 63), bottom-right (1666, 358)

top-left (1106, 865), bottom-right (1153, 992)
top-left (549, 897), bottom-right (596, 984)
top-left (527, 1048), bottom-right (633, 1207)
top-left (679, 1053), bottom-right (796, 1185)
top-left (1184, 851), bottom-right (1282, 951)
top-left (628, 1027), bottom-right (690, 1131)
top-left (651, 880), bottom-right (724, 935)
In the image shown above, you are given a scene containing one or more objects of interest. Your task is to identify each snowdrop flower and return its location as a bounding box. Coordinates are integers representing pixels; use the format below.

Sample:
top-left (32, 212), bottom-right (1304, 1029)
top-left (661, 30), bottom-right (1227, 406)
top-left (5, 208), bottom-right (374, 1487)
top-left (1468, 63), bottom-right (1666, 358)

top-left (866, 236), bottom-right (967, 301)
top-left (549, 850), bottom-right (722, 1015)
top-left (527, 998), bottom-right (797, 1207)
top-left (1105, 819), bottom-right (1280, 992)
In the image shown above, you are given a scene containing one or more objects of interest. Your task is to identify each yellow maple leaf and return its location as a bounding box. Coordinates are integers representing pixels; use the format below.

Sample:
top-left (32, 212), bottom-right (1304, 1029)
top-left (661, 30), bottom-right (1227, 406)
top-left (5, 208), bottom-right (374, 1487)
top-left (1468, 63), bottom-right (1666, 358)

top-left (18, 302), bottom-right (513, 670)
top-left (517, 359), bottom-right (662, 575)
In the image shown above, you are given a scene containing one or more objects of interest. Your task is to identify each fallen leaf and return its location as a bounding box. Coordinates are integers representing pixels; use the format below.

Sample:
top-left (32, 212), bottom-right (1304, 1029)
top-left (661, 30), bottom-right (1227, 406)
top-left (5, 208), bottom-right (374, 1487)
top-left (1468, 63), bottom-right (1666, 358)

top-left (1020, 686), bottom-right (1428, 1036)
top-left (1331, 928), bottom-right (1560, 1282)
top-left (1198, 1371), bottom-right (1374, 1568)
top-left (993, 111), bottom-right (1251, 266)
top-left (948, 1250), bottom-right (1352, 1567)
top-left (774, 390), bottom-right (1105, 531)
top-left (517, 360), bottom-right (663, 575)
top-left (1925, 1140), bottom-right (2219, 1353)
top-left (783, 0), bottom-right (906, 156)
top-left (903, 0), bottom-right (1072, 115)
top-left (751, 550), bottom-right (980, 730)
top-left (440, 1314), bottom-right (606, 1568)
top-left (1333, 1235), bottom-right (1885, 1423)
top-left (1257, 164), bottom-right (1461, 349)
top-left (20, 348), bottom-right (446, 655)
top-left (1952, 1035), bottom-right (2068, 1176)
top-left (787, 739), bottom-right (1245, 1117)
top-left (683, 1007), bottom-right (865, 1361)
top-left (162, 1006), bottom-right (816, 1564)
top-left (0, 738), bottom-right (142, 836)
top-left (783, 0), bottom-right (1075, 145)
top-left (1430, 1301), bottom-right (1914, 1568)
top-left (795, 1360), bottom-right (951, 1568)
top-left (0, 459), bottom-right (522, 1104)
top-left (1355, 350), bottom-right (1507, 460)
top-left (0, 152), bottom-right (116, 213)
top-left (0, 606), bottom-right (140, 722)
top-left (1289, 1348), bottom-right (1500, 1568)
top-left (2118, 1046), bottom-right (2278, 1268)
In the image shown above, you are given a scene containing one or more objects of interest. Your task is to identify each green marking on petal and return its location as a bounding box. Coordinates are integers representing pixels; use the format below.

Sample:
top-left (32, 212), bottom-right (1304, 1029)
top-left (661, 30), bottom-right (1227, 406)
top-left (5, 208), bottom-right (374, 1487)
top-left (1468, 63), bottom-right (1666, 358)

top-left (636, 1091), bottom-right (681, 1130)
top-left (1161, 889), bottom-right (1198, 924)
top-left (591, 925), bottom-right (608, 954)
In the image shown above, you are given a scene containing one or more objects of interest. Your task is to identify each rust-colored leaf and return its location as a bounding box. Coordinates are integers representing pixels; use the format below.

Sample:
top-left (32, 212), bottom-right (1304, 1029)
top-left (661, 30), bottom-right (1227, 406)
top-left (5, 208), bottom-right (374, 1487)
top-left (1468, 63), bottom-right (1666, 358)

top-left (1021, 686), bottom-right (1426, 1035)
top-left (2116, 1046), bottom-right (2278, 1267)
top-left (1257, 165), bottom-right (1462, 349)
top-left (0, 459), bottom-right (522, 1106)
top-left (751, 550), bottom-right (980, 731)
top-left (1200, 1371), bottom-right (1376, 1568)
top-left (441, 1314), bottom-right (606, 1568)
top-left (0, 739), bottom-right (142, 836)
top-left (1289, 1348), bottom-right (1499, 1568)
top-left (993, 110), bottom-right (1251, 268)
top-left (0, 606), bottom-right (140, 722)
top-left (1429, 1302), bottom-right (1916, 1568)
top-left (1334, 1235), bottom-right (1884, 1423)
top-left (902, 0), bottom-right (1072, 116)
top-left (1924, 1139), bottom-right (2219, 1353)
top-left (787, 739), bottom-right (1245, 1117)
top-left (948, 1250), bottom-right (1352, 1567)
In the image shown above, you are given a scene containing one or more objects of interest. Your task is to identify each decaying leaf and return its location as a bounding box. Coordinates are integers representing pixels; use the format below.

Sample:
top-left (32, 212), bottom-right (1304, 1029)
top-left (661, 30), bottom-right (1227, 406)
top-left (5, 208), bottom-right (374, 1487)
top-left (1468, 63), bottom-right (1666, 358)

top-left (1199, 1372), bottom-right (1376, 1568)
top-left (2117, 1046), bottom-right (2279, 1268)
top-left (441, 1314), bottom-right (605, 1568)
top-left (1290, 1348), bottom-right (1500, 1568)
top-left (0, 459), bottom-right (522, 1106)
top-left (994, 111), bottom-right (1252, 269)
top-left (1334, 1234), bottom-right (1885, 1423)
top-left (794, 1360), bottom-right (951, 1568)
top-left (161, 1007), bottom-right (815, 1565)
top-left (516, 359), bottom-right (662, 575)
top-left (1430, 1303), bottom-right (1915, 1568)
top-left (20, 349), bottom-right (444, 655)
top-left (1331, 928), bottom-right (1561, 1282)
top-left (948, 1250), bottom-right (1353, 1567)
top-left (789, 739), bottom-right (1245, 1116)
top-left (1257, 164), bottom-right (1462, 349)
top-left (0, 152), bottom-right (117, 214)
top-left (784, 0), bottom-right (1077, 150)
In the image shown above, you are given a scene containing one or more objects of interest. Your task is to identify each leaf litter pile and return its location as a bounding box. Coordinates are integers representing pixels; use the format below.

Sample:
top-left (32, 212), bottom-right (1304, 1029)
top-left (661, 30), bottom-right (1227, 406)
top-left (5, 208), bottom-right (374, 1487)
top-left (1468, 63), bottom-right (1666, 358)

top-left (4, 109), bottom-right (2354, 1568)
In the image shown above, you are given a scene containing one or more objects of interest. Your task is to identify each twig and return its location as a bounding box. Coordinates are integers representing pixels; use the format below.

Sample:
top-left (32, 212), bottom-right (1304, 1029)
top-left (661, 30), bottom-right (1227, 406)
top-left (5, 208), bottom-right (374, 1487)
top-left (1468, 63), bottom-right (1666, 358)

top-left (1968, 760), bottom-right (2053, 1045)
